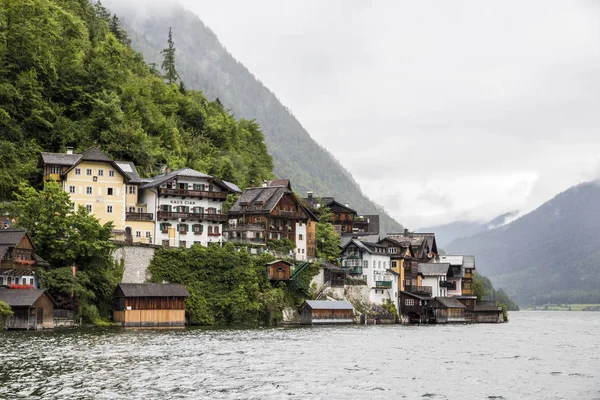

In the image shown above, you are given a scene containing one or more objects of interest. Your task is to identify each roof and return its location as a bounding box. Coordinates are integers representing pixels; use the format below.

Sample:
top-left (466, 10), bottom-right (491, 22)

top-left (474, 304), bottom-right (502, 312)
top-left (114, 161), bottom-right (142, 183)
top-left (463, 255), bottom-right (476, 269)
top-left (304, 300), bottom-right (354, 310)
top-left (266, 259), bottom-right (294, 266)
top-left (427, 297), bottom-right (466, 309)
top-left (0, 229), bottom-right (27, 246)
top-left (267, 179), bottom-right (291, 189)
top-left (40, 152), bottom-right (81, 166)
top-left (223, 180), bottom-right (242, 193)
top-left (80, 147), bottom-right (113, 162)
top-left (386, 231), bottom-right (438, 259)
top-left (0, 289), bottom-right (50, 307)
top-left (438, 255), bottom-right (464, 266)
top-left (418, 263), bottom-right (450, 276)
top-left (139, 168), bottom-right (230, 192)
top-left (343, 238), bottom-right (388, 255)
top-left (400, 291), bottom-right (430, 300)
top-left (230, 186), bottom-right (286, 214)
top-left (117, 283), bottom-right (190, 298)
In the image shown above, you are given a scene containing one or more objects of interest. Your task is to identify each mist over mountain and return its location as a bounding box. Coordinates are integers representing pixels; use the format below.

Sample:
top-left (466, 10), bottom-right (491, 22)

top-left (419, 211), bottom-right (519, 248)
top-left (446, 181), bottom-right (600, 305)
top-left (104, 0), bottom-right (403, 234)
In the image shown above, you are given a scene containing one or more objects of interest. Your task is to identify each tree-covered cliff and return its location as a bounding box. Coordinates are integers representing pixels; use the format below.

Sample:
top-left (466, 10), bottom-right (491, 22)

top-left (0, 0), bottom-right (274, 200)
top-left (103, 0), bottom-right (404, 234)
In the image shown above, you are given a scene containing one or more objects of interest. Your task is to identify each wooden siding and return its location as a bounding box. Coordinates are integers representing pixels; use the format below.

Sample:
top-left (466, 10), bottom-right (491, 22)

top-left (301, 308), bottom-right (353, 324)
top-left (267, 262), bottom-right (291, 281)
top-left (113, 309), bottom-right (185, 327)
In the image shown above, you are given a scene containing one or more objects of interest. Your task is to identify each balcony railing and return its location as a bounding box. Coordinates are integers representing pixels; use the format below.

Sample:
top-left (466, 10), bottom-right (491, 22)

top-left (158, 187), bottom-right (227, 200)
top-left (223, 223), bottom-right (265, 232)
top-left (271, 209), bottom-right (306, 219)
top-left (375, 281), bottom-right (392, 288)
top-left (440, 281), bottom-right (457, 290)
top-left (224, 237), bottom-right (267, 245)
top-left (126, 212), bottom-right (154, 221)
top-left (157, 211), bottom-right (227, 222)
top-left (404, 285), bottom-right (432, 296)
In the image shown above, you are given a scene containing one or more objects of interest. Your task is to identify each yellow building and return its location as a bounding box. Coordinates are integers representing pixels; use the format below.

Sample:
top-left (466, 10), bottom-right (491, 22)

top-left (41, 147), bottom-right (154, 244)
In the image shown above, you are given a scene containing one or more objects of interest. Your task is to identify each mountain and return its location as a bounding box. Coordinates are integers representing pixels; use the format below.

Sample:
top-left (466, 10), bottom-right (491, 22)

top-left (445, 181), bottom-right (600, 305)
top-left (103, 0), bottom-right (403, 234)
top-left (419, 211), bottom-right (519, 248)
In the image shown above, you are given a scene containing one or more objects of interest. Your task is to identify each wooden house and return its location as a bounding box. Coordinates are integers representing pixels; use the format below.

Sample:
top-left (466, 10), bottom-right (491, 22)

top-left (323, 263), bottom-right (346, 287)
top-left (300, 300), bottom-right (354, 324)
top-left (112, 283), bottom-right (190, 327)
top-left (456, 295), bottom-right (478, 322)
top-left (425, 297), bottom-right (466, 324)
top-left (0, 229), bottom-right (49, 288)
top-left (399, 291), bottom-right (431, 323)
top-left (266, 260), bottom-right (293, 281)
top-left (474, 301), bottom-right (503, 323)
top-left (0, 289), bottom-right (55, 330)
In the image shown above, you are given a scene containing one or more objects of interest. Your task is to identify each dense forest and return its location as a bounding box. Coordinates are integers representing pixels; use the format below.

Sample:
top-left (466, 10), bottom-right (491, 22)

top-left (447, 181), bottom-right (600, 305)
top-left (103, 0), bottom-right (404, 234)
top-left (0, 0), bottom-right (274, 200)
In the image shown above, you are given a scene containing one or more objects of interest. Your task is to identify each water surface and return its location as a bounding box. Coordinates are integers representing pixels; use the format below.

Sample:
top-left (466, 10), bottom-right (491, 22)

top-left (1, 311), bottom-right (599, 399)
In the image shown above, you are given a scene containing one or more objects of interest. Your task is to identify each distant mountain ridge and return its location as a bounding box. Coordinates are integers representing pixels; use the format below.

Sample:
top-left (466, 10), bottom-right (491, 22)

top-left (105, 0), bottom-right (403, 234)
top-left (445, 181), bottom-right (600, 305)
top-left (418, 211), bottom-right (519, 248)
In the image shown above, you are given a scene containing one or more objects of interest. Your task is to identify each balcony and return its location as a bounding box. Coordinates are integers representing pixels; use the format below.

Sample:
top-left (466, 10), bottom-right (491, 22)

top-left (404, 285), bottom-right (432, 296)
top-left (375, 281), bottom-right (392, 288)
top-left (126, 212), bottom-right (154, 221)
top-left (440, 281), bottom-right (457, 290)
top-left (271, 209), bottom-right (306, 219)
top-left (158, 187), bottom-right (227, 200)
top-left (224, 237), bottom-right (267, 245)
top-left (224, 223), bottom-right (265, 232)
top-left (157, 211), bottom-right (227, 222)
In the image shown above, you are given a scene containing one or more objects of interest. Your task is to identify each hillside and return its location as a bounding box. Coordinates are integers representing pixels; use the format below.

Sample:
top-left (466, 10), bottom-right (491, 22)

top-left (446, 181), bottom-right (600, 305)
top-left (0, 0), bottom-right (274, 200)
top-left (419, 211), bottom-right (519, 248)
top-left (103, 0), bottom-right (403, 234)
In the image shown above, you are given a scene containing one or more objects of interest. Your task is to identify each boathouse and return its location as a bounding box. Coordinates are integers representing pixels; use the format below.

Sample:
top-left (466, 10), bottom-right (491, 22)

top-left (112, 283), bottom-right (190, 327)
top-left (426, 297), bottom-right (466, 324)
top-left (266, 260), bottom-right (293, 281)
top-left (300, 300), bottom-right (354, 324)
top-left (0, 288), bottom-right (55, 330)
top-left (474, 301), bottom-right (503, 323)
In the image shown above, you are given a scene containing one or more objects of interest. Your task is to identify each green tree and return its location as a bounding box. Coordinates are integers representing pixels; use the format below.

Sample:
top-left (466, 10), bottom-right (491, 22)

top-left (0, 300), bottom-right (13, 325)
top-left (161, 27), bottom-right (179, 84)
top-left (472, 272), bottom-right (489, 301)
top-left (315, 205), bottom-right (340, 262)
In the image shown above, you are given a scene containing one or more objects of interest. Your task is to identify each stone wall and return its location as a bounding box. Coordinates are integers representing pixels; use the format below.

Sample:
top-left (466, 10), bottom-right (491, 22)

top-left (114, 243), bottom-right (157, 283)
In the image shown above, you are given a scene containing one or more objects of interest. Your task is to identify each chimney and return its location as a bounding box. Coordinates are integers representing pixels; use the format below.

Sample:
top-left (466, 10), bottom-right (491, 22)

top-left (249, 180), bottom-right (255, 188)
top-left (307, 191), bottom-right (313, 199)
top-left (165, 166), bottom-right (171, 175)
top-left (262, 180), bottom-right (268, 188)
top-left (66, 146), bottom-right (74, 155)
top-left (404, 228), bottom-right (410, 236)
top-left (344, 203), bottom-right (350, 208)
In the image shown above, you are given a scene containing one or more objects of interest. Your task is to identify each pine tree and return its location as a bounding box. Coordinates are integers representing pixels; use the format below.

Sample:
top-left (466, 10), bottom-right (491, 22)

top-left (109, 14), bottom-right (131, 46)
top-left (161, 27), bottom-right (180, 84)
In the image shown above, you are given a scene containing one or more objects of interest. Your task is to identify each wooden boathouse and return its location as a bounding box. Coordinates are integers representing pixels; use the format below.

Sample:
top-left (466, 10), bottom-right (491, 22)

top-left (426, 297), bottom-right (466, 324)
top-left (266, 260), bottom-right (293, 281)
top-left (0, 288), bottom-right (55, 330)
top-left (112, 283), bottom-right (189, 327)
top-left (300, 300), bottom-right (354, 324)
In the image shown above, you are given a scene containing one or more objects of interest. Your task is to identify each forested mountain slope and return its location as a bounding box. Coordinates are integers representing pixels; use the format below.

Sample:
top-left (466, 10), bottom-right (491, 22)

top-left (446, 181), bottom-right (600, 305)
top-left (104, 0), bottom-right (403, 234)
top-left (0, 0), bottom-right (274, 200)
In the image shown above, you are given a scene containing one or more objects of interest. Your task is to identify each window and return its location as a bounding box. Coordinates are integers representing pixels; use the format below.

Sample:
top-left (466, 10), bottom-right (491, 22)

top-left (137, 207), bottom-right (143, 213)
top-left (145, 231), bottom-right (152, 238)
top-left (29, 278), bottom-right (34, 286)
top-left (86, 204), bottom-right (92, 212)
top-left (302, 249), bottom-right (305, 254)
top-left (208, 226), bottom-right (213, 234)
top-left (106, 205), bottom-right (113, 213)
top-left (162, 239), bottom-right (169, 247)
top-left (135, 231), bottom-right (142, 238)
top-left (129, 186), bottom-right (136, 194)
top-left (179, 240), bottom-right (187, 248)
top-left (86, 186), bottom-right (93, 195)
top-left (75, 168), bottom-right (81, 175)
top-left (363, 260), bottom-right (369, 269)
top-left (107, 188), bottom-right (114, 196)
top-left (86, 168), bottom-right (92, 176)
top-left (214, 226), bottom-right (220, 234)
top-left (298, 234), bottom-right (303, 240)
top-left (405, 299), bottom-right (414, 306)
top-left (129, 206), bottom-right (135, 213)
top-left (49, 165), bottom-right (61, 174)
top-left (391, 261), bottom-right (397, 269)
top-left (109, 170), bottom-right (115, 177)
top-left (14, 277), bottom-right (19, 285)
top-left (69, 185), bottom-right (76, 194)
top-left (98, 169), bottom-right (104, 177)
top-left (193, 224), bottom-right (203, 234)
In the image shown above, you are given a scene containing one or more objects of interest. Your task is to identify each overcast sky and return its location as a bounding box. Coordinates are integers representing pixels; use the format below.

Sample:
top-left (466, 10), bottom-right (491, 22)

top-left (171, 1), bottom-right (600, 228)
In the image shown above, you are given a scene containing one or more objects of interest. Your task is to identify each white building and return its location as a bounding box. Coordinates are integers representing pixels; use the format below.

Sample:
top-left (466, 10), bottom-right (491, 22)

top-left (139, 168), bottom-right (232, 248)
top-left (418, 263), bottom-right (451, 298)
top-left (341, 239), bottom-right (399, 312)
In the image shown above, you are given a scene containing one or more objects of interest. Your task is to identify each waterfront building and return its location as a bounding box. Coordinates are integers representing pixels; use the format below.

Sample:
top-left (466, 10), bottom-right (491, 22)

top-left (425, 297), bottom-right (466, 324)
top-left (399, 291), bottom-right (431, 323)
top-left (224, 180), bottom-right (318, 260)
top-left (40, 147), bottom-right (154, 244)
top-left (0, 229), bottom-right (49, 288)
top-left (418, 263), bottom-right (452, 297)
top-left (138, 168), bottom-right (232, 248)
top-left (300, 300), bottom-right (354, 324)
top-left (112, 283), bottom-right (190, 327)
top-left (340, 239), bottom-right (399, 311)
top-left (0, 289), bottom-right (55, 330)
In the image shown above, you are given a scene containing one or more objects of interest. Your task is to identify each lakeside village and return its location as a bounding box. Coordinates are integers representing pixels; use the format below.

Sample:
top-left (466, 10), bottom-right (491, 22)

top-left (0, 147), bottom-right (505, 330)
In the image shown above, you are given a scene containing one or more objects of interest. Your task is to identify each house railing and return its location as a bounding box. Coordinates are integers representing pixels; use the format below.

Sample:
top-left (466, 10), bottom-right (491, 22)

top-left (158, 188), bottom-right (227, 200)
top-left (224, 237), bottom-right (267, 245)
top-left (157, 211), bottom-right (227, 222)
top-left (223, 223), bottom-right (265, 232)
top-left (405, 285), bottom-right (433, 295)
top-left (375, 281), bottom-right (392, 288)
top-left (271, 209), bottom-right (305, 219)
top-left (440, 281), bottom-right (457, 290)
top-left (125, 212), bottom-right (154, 221)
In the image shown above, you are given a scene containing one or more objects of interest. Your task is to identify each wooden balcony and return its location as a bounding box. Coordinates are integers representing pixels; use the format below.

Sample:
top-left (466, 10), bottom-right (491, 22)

top-left (440, 281), bottom-right (457, 290)
top-left (157, 211), bottom-right (227, 222)
top-left (225, 237), bottom-right (267, 245)
top-left (404, 285), bottom-right (432, 296)
top-left (271, 209), bottom-right (306, 219)
top-left (158, 187), bottom-right (227, 200)
top-left (224, 223), bottom-right (265, 232)
top-left (126, 212), bottom-right (154, 221)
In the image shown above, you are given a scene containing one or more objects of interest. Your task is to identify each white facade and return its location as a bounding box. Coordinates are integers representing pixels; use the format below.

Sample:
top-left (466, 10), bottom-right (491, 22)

top-left (295, 221), bottom-right (307, 261)
top-left (422, 275), bottom-right (448, 298)
top-left (140, 170), bottom-right (228, 249)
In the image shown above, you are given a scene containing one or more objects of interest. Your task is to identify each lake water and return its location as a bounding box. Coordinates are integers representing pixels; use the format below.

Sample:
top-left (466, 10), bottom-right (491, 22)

top-left (0, 311), bottom-right (599, 399)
